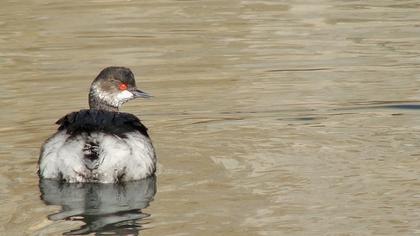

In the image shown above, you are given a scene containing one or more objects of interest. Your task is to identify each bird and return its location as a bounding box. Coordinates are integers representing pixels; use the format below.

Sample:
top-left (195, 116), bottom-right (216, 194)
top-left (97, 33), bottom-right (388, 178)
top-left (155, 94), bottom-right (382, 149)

top-left (38, 66), bottom-right (156, 183)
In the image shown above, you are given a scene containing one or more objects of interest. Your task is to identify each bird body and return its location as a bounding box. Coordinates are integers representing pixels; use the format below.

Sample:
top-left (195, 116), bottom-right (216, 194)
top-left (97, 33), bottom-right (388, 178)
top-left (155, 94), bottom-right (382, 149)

top-left (38, 67), bottom-right (156, 183)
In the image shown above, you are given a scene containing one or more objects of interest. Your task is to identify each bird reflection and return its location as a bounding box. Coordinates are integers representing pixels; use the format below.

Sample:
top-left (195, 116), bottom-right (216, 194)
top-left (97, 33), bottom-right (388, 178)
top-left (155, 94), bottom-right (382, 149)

top-left (39, 175), bottom-right (156, 235)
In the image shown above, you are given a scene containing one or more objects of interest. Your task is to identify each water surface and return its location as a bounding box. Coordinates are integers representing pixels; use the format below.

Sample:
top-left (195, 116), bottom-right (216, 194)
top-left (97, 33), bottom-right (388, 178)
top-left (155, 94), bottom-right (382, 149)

top-left (1, 0), bottom-right (420, 235)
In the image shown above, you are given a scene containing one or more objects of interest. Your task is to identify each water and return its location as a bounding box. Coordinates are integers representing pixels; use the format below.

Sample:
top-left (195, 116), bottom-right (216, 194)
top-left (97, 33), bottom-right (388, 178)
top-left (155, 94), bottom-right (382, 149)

top-left (1, 0), bottom-right (420, 235)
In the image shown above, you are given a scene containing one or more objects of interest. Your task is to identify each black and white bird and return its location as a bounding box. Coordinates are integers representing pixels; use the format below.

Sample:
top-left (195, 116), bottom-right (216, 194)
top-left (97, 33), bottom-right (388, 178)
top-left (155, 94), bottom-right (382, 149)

top-left (38, 67), bottom-right (156, 183)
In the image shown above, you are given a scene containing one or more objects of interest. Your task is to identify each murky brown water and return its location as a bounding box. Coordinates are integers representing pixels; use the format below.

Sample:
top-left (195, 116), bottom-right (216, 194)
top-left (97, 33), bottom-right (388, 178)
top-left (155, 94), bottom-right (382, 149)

top-left (1, 0), bottom-right (420, 235)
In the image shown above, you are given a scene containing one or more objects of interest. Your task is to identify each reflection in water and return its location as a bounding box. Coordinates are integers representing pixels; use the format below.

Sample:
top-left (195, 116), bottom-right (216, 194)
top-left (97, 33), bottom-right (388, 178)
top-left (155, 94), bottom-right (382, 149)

top-left (39, 176), bottom-right (156, 235)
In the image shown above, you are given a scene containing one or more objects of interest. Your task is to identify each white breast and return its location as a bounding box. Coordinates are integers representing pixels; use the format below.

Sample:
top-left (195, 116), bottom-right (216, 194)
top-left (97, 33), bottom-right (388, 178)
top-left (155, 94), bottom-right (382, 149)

top-left (39, 130), bottom-right (156, 183)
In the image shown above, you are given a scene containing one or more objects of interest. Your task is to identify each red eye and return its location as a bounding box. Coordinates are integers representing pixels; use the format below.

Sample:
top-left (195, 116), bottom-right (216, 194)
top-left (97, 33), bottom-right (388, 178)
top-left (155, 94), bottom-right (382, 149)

top-left (119, 83), bottom-right (128, 91)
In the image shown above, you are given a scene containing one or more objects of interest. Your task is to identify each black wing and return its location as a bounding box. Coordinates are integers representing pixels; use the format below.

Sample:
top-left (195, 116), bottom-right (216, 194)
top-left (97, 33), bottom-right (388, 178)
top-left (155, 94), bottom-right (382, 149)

top-left (56, 109), bottom-right (149, 138)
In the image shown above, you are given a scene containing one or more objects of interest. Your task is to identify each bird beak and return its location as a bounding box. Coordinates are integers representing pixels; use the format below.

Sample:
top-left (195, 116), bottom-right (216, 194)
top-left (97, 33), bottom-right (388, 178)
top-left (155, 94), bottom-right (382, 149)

top-left (131, 89), bottom-right (152, 98)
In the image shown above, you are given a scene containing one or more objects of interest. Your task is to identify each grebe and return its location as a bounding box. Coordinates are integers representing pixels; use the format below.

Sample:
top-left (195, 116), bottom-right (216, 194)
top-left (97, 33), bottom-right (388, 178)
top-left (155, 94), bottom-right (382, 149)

top-left (38, 67), bottom-right (156, 183)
